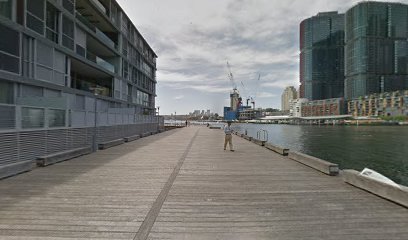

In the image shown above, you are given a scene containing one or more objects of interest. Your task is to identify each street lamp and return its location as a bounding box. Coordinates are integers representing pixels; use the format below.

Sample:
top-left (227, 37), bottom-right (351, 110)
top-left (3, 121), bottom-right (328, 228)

top-left (92, 92), bottom-right (98, 152)
top-left (157, 106), bottom-right (160, 131)
top-left (90, 87), bottom-right (103, 152)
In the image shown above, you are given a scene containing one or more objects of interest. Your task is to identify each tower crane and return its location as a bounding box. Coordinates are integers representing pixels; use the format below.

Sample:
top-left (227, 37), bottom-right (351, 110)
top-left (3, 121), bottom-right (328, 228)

top-left (226, 61), bottom-right (237, 91)
top-left (240, 81), bottom-right (251, 107)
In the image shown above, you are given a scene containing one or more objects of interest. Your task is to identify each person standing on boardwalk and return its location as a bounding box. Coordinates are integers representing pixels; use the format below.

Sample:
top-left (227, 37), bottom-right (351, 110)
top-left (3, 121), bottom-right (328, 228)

top-left (224, 122), bottom-right (234, 151)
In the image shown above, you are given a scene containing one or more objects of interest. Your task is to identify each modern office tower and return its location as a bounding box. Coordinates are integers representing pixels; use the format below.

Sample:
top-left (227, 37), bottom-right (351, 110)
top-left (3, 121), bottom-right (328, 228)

top-left (0, 0), bottom-right (158, 178)
top-left (300, 12), bottom-right (345, 100)
top-left (345, 1), bottom-right (408, 99)
top-left (281, 86), bottom-right (298, 112)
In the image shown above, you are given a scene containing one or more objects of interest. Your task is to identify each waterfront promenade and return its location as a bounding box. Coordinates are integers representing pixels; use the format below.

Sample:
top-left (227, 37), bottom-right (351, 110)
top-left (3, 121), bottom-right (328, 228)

top-left (0, 126), bottom-right (407, 239)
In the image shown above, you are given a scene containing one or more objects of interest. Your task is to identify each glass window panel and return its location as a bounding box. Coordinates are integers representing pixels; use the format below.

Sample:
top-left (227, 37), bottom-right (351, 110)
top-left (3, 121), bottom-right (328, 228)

top-left (22, 107), bottom-right (45, 128)
top-left (27, 0), bottom-right (44, 19)
top-left (36, 65), bottom-right (53, 81)
top-left (26, 13), bottom-right (44, 35)
top-left (62, 15), bottom-right (74, 49)
top-left (0, 105), bottom-right (15, 129)
top-left (62, 0), bottom-right (74, 14)
top-left (36, 41), bottom-right (53, 67)
top-left (48, 109), bottom-right (65, 127)
top-left (0, 0), bottom-right (12, 19)
top-left (0, 81), bottom-right (14, 104)
top-left (0, 53), bottom-right (19, 73)
top-left (54, 51), bottom-right (65, 72)
top-left (0, 24), bottom-right (20, 56)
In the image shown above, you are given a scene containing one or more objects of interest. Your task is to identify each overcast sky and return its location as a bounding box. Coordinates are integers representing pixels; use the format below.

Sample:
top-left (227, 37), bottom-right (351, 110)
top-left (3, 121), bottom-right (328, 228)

top-left (117, 0), bottom-right (405, 115)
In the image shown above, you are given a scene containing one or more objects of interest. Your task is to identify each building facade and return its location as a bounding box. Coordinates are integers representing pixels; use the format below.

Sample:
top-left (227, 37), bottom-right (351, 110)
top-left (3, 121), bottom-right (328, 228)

top-left (345, 1), bottom-right (408, 99)
top-left (289, 98), bottom-right (309, 118)
top-left (348, 90), bottom-right (408, 117)
top-left (300, 12), bottom-right (345, 100)
top-left (301, 98), bottom-right (345, 117)
top-left (0, 0), bottom-right (158, 178)
top-left (281, 86), bottom-right (297, 112)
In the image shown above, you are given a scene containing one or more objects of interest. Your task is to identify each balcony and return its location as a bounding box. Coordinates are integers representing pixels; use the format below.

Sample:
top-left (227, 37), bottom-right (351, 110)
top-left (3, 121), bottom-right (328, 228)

top-left (76, 0), bottom-right (116, 32)
top-left (86, 51), bottom-right (115, 73)
top-left (90, 0), bottom-right (107, 15)
top-left (95, 28), bottom-right (115, 49)
top-left (76, 11), bottom-right (117, 50)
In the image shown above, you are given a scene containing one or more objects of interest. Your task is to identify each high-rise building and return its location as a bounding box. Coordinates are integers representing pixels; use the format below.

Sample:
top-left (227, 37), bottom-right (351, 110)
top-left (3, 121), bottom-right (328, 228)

top-left (345, 1), bottom-right (408, 99)
top-left (300, 12), bottom-right (345, 100)
top-left (0, 0), bottom-right (158, 178)
top-left (281, 86), bottom-right (298, 112)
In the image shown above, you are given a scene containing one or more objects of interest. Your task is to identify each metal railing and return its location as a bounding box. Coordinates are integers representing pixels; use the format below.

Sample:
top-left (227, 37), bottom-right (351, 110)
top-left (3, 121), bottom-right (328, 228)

top-left (256, 129), bottom-right (268, 142)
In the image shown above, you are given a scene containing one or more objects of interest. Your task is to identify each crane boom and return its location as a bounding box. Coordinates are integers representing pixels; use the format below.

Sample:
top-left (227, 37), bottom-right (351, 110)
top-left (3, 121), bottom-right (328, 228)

top-left (227, 61), bottom-right (237, 90)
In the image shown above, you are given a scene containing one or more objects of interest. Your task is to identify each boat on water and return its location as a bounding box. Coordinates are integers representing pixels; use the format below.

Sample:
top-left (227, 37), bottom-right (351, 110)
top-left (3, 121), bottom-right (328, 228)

top-left (360, 168), bottom-right (401, 188)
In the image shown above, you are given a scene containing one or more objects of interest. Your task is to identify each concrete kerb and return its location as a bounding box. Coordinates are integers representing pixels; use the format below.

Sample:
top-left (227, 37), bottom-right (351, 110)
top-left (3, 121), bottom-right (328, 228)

top-left (342, 169), bottom-right (408, 208)
top-left (264, 143), bottom-right (289, 156)
top-left (124, 135), bottom-right (141, 143)
top-left (252, 138), bottom-right (266, 146)
top-left (288, 151), bottom-right (339, 176)
top-left (0, 160), bottom-right (33, 179)
top-left (98, 139), bottom-right (125, 150)
top-left (37, 147), bottom-right (92, 167)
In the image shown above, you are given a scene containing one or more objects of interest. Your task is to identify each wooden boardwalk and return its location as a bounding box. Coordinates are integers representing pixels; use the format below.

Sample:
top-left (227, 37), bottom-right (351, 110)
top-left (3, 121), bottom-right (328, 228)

top-left (0, 126), bottom-right (407, 240)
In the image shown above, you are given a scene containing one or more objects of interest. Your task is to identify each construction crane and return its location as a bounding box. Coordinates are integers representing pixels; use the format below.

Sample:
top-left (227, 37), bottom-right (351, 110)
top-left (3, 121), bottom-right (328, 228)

top-left (240, 81), bottom-right (251, 107)
top-left (226, 61), bottom-right (237, 91)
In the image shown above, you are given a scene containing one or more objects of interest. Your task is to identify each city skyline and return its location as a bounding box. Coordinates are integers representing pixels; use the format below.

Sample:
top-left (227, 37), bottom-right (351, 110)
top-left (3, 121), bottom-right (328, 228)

top-left (117, 0), bottom-right (405, 115)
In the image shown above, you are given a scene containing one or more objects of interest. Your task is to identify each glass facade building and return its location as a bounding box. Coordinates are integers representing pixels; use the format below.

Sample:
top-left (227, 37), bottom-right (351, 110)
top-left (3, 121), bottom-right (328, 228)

top-left (300, 12), bottom-right (345, 100)
top-left (345, 1), bottom-right (408, 99)
top-left (0, 0), bottom-right (160, 179)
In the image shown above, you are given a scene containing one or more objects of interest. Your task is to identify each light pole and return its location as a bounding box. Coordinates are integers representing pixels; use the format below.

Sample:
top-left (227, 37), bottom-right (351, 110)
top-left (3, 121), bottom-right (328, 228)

top-left (90, 87), bottom-right (102, 152)
top-left (92, 93), bottom-right (98, 152)
top-left (157, 106), bottom-right (160, 131)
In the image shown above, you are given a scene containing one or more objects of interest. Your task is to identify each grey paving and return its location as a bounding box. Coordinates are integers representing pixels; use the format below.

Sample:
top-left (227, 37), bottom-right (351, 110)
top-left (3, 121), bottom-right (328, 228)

top-left (0, 126), bottom-right (407, 240)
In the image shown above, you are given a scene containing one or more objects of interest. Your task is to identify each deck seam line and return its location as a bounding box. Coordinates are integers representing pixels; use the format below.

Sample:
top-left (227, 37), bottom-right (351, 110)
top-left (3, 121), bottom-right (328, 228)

top-left (133, 129), bottom-right (199, 240)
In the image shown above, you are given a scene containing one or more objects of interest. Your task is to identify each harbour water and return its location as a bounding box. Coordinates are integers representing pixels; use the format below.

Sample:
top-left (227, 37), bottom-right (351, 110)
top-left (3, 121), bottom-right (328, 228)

top-left (233, 124), bottom-right (408, 186)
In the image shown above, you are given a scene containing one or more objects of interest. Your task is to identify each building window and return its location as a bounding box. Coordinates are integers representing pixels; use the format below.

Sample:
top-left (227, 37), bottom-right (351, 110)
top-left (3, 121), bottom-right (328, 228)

top-left (0, 24), bottom-right (20, 74)
top-left (22, 107), bottom-right (45, 129)
top-left (0, 0), bottom-right (12, 19)
top-left (48, 109), bottom-right (65, 127)
top-left (46, 2), bottom-right (59, 43)
top-left (122, 60), bottom-right (128, 80)
top-left (0, 81), bottom-right (14, 104)
top-left (22, 35), bottom-right (35, 78)
top-left (53, 51), bottom-right (66, 86)
top-left (62, 0), bottom-right (74, 14)
top-left (26, 0), bottom-right (45, 35)
top-left (0, 105), bottom-right (15, 129)
top-left (36, 41), bottom-right (54, 82)
top-left (62, 15), bottom-right (74, 50)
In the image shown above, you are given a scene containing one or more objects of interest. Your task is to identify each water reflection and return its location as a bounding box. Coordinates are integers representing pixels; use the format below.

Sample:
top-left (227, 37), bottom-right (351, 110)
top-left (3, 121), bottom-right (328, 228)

top-left (233, 124), bottom-right (408, 185)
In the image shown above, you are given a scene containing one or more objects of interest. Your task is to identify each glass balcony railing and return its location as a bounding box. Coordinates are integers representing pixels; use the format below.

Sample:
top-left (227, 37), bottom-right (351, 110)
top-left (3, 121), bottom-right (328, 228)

top-left (86, 51), bottom-right (115, 73)
top-left (95, 28), bottom-right (115, 49)
top-left (97, 57), bottom-right (115, 73)
top-left (76, 12), bottom-right (96, 32)
top-left (76, 11), bottom-right (117, 50)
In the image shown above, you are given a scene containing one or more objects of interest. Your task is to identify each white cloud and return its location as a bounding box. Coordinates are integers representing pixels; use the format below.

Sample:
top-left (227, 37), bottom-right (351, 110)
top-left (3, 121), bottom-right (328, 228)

top-left (116, 0), bottom-right (401, 114)
top-left (173, 95), bottom-right (185, 100)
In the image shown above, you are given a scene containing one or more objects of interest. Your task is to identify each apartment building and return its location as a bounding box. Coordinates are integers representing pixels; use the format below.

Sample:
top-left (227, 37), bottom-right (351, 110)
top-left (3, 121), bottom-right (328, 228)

top-left (299, 12), bottom-right (345, 100)
top-left (348, 90), bottom-right (408, 117)
top-left (0, 0), bottom-right (158, 178)
top-left (345, 1), bottom-right (408, 99)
